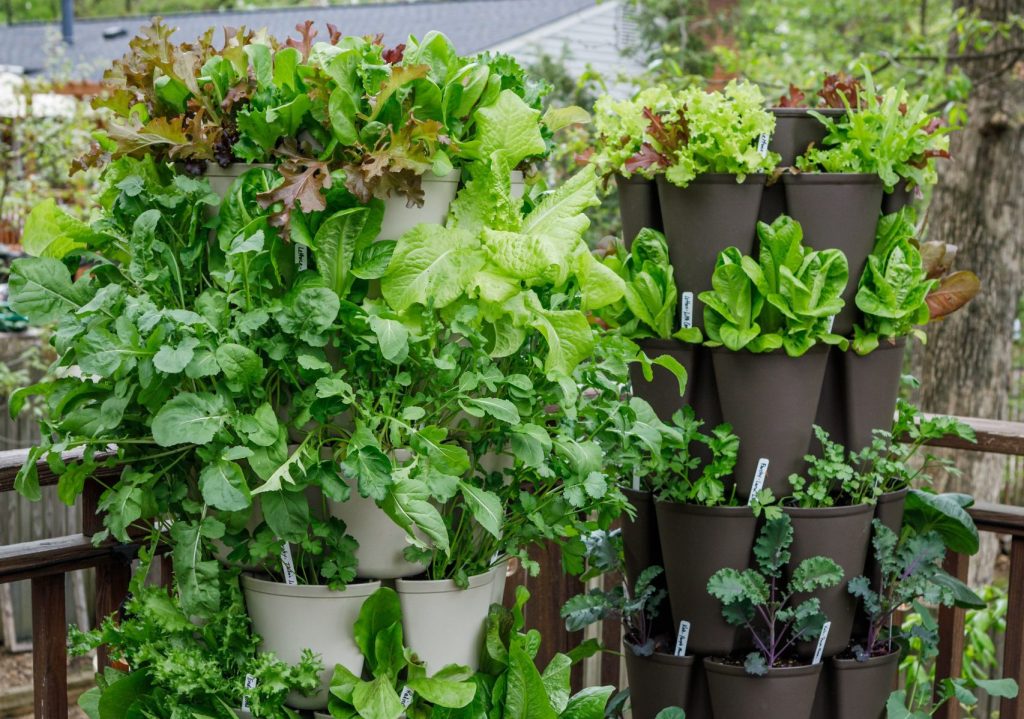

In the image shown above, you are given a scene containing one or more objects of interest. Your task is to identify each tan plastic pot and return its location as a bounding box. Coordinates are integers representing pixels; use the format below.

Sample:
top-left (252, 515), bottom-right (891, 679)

top-left (785, 504), bottom-right (874, 660)
top-left (378, 170), bottom-right (461, 241)
top-left (490, 557), bottom-right (511, 607)
top-left (328, 489), bottom-right (427, 579)
top-left (241, 575), bottom-right (381, 710)
top-left (199, 163), bottom-right (275, 198)
top-left (396, 570), bottom-right (497, 672)
top-left (704, 659), bottom-right (822, 719)
top-left (624, 650), bottom-right (695, 719)
top-left (616, 174), bottom-right (662, 247)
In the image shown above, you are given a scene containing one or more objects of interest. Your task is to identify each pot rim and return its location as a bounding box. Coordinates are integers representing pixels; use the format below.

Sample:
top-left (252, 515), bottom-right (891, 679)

top-left (615, 173), bottom-right (654, 186)
top-left (703, 657), bottom-right (823, 678)
top-left (877, 487), bottom-right (909, 504)
top-left (657, 172), bottom-right (768, 187)
top-left (770, 107), bottom-right (847, 117)
top-left (395, 570), bottom-right (495, 594)
top-left (622, 486), bottom-right (653, 501)
top-left (637, 337), bottom-right (697, 352)
top-left (781, 172), bottom-right (883, 185)
top-left (419, 169), bottom-right (462, 184)
top-left (627, 648), bottom-right (697, 667)
top-left (783, 503), bottom-right (875, 519)
top-left (240, 574), bottom-right (382, 598)
top-left (654, 501), bottom-right (755, 518)
top-left (708, 343), bottom-right (830, 358)
top-left (832, 648), bottom-right (902, 669)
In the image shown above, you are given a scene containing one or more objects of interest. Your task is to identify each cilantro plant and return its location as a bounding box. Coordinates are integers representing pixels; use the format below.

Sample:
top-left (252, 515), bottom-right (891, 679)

top-left (853, 209), bottom-right (979, 355)
top-left (625, 80), bottom-right (780, 187)
top-left (71, 548), bottom-right (322, 719)
top-left (700, 215), bottom-right (849, 356)
top-left (707, 514), bottom-right (843, 675)
top-left (795, 70), bottom-right (952, 191)
top-left (326, 587), bottom-right (477, 719)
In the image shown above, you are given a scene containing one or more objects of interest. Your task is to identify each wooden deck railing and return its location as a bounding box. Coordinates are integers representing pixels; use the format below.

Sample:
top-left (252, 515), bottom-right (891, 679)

top-left (2, 416), bottom-right (1024, 719)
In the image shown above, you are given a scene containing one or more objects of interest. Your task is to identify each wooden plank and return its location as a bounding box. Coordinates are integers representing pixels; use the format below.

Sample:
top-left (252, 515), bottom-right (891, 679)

top-left (1001, 536), bottom-right (1024, 719)
top-left (31, 574), bottom-right (68, 719)
top-left (0, 534), bottom-right (130, 583)
top-left (919, 414), bottom-right (1024, 456)
top-left (94, 555), bottom-right (131, 668)
top-left (967, 502), bottom-right (1024, 537)
top-left (934, 551), bottom-right (968, 719)
top-left (0, 447), bottom-right (120, 494)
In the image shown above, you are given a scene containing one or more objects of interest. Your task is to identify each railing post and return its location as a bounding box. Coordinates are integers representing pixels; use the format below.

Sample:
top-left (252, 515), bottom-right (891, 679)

top-left (31, 574), bottom-right (67, 719)
top-left (935, 550), bottom-right (968, 719)
top-left (83, 476), bottom-right (132, 667)
top-left (1002, 536), bottom-right (1024, 719)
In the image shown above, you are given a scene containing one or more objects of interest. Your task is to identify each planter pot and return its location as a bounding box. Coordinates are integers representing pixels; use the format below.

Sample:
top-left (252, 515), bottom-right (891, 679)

top-left (624, 650), bottom-right (695, 719)
top-left (657, 174), bottom-right (766, 333)
top-left (813, 346), bottom-right (847, 451)
top-left (329, 491), bottom-right (428, 580)
top-left (630, 339), bottom-right (698, 422)
top-left (704, 659), bottom-right (822, 719)
top-left (832, 650), bottom-right (901, 719)
top-left (770, 108), bottom-right (846, 167)
top-left (622, 488), bottom-right (673, 638)
top-left (197, 162), bottom-right (275, 198)
top-left (882, 181), bottom-right (915, 215)
top-left (241, 575), bottom-right (381, 710)
top-left (782, 173), bottom-right (883, 336)
top-left (712, 346), bottom-right (830, 500)
top-left (864, 488), bottom-right (909, 594)
top-left (490, 557), bottom-right (511, 607)
top-left (396, 570), bottom-right (496, 672)
top-left (785, 504), bottom-right (874, 660)
top-left (843, 338), bottom-right (905, 452)
top-left (686, 660), bottom-right (713, 719)
top-left (616, 174), bottom-right (662, 247)
top-left (656, 503), bottom-right (759, 656)
top-left (378, 170), bottom-right (461, 241)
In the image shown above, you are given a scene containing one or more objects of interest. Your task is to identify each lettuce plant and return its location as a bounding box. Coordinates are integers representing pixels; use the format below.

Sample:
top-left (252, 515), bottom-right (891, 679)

top-left (626, 80), bottom-right (780, 187)
top-left (700, 215), bottom-right (849, 356)
top-left (327, 587), bottom-right (477, 719)
top-left (794, 71), bottom-right (952, 190)
top-left (852, 209), bottom-right (979, 355)
top-left (708, 514), bottom-right (843, 674)
top-left (588, 85), bottom-right (677, 179)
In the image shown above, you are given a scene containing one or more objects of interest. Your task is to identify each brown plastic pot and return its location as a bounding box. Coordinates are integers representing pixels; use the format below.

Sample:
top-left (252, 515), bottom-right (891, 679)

top-left (630, 339), bottom-right (697, 422)
top-left (832, 650), bottom-right (901, 719)
top-left (769, 108), bottom-right (846, 166)
top-left (782, 173), bottom-right (884, 336)
top-left (617, 175), bottom-right (662, 247)
top-left (786, 503), bottom-right (874, 660)
top-left (864, 488), bottom-right (910, 592)
top-left (813, 346), bottom-right (848, 452)
top-left (657, 174), bottom-right (766, 333)
top-left (882, 181), bottom-right (915, 215)
top-left (625, 650), bottom-right (696, 719)
top-left (686, 660), bottom-right (713, 719)
top-left (843, 338), bottom-right (906, 452)
top-left (712, 346), bottom-right (830, 500)
top-left (656, 502), bottom-right (759, 656)
top-left (704, 659), bottom-right (822, 719)
top-left (621, 487), bottom-right (673, 638)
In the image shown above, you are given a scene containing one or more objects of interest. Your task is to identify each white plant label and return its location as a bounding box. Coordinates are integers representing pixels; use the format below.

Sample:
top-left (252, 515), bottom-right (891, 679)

top-left (680, 291), bottom-right (694, 329)
top-left (280, 542), bottom-right (298, 586)
top-left (241, 674), bottom-right (258, 710)
top-left (827, 315), bottom-right (836, 333)
top-left (295, 244), bottom-right (309, 272)
top-left (399, 686), bottom-right (415, 707)
top-left (747, 458), bottom-right (769, 504)
top-left (674, 620), bottom-right (691, 657)
top-left (812, 621), bottom-right (832, 665)
top-left (632, 470), bottom-right (641, 492)
top-left (757, 133), bottom-right (770, 157)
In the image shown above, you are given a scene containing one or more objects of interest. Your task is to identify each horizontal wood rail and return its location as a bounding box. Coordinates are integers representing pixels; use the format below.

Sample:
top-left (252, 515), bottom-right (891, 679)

top-left (2, 415), bottom-right (1024, 719)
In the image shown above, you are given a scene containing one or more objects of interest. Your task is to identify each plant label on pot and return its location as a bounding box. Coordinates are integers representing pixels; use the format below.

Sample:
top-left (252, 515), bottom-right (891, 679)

top-left (400, 686), bottom-right (414, 707)
top-left (812, 621), bottom-right (831, 665)
top-left (280, 542), bottom-right (298, 586)
top-left (747, 458), bottom-right (770, 503)
top-left (674, 620), bottom-right (691, 657)
top-left (632, 470), bottom-right (641, 492)
top-left (241, 674), bottom-right (257, 711)
top-left (680, 291), bottom-right (694, 328)
top-left (757, 133), bottom-right (770, 157)
top-left (295, 244), bottom-right (309, 272)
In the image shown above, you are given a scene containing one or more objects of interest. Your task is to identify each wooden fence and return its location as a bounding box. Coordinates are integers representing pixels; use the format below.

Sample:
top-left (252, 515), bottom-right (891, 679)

top-left (1, 415), bottom-right (1023, 719)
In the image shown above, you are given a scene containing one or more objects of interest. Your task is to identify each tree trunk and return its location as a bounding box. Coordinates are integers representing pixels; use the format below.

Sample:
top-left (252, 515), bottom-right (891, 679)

top-left (917, 0), bottom-right (1024, 586)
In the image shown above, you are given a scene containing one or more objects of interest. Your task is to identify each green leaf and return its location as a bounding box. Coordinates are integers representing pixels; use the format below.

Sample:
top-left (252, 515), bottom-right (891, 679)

top-left (463, 397), bottom-right (520, 425)
top-left (342, 445), bottom-right (394, 501)
top-left (520, 166), bottom-right (598, 256)
top-left (14, 446), bottom-right (43, 501)
top-left (504, 640), bottom-right (558, 719)
top-left (381, 477), bottom-right (450, 555)
top-left (151, 392), bottom-right (229, 447)
top-left (368, 316), bottom-right (410, 364)
top-left (199, 459), bottom-right (251, 512)
top-left (381, 225), bottom-right (483, 312)
top-left (153, 336), bottom-right (199, 374)
top-left (261, 488), bottom-right (311, 542)
top-left (904, 490), bottom-right (980, 555)
top-left (215, 343), bottom-right (265, 386)
top-left (560, 686), bottom-right (614, 719)
top-left (354, 586), bottom-right (403, 670)
top-left (352, 675), bottom-right (404, 719)
top-left (473, 90), bottom-right (547, 168)
top-left (540, 653), bottom-right (572, 714)
top-left (22, 198), bottom-right (105, 258)
top-left (406, 676), bottom-right (476, 708)
top-left (458, 482), bottom-right (503, 539)
top-left (314, 205), bottom-right (383, 298)
top-left (96, 668), bottom-right (152, 719)
top-left (8, 257), bottom-right (95, 324)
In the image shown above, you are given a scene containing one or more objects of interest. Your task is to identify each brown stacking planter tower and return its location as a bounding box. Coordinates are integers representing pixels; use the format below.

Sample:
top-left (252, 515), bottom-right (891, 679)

top-left (617, 175), bottom-right (662, 247)
top-left (831, 650), bottom-right (901, 719)
top-left (704, 659), bottom-right (822, 719)
top-left (881, 180), bottom-right (915, 215)
top-left (843, 338), bottom-right (906, 452)
top-left (624, 650), bottom-right (696, 719)
top-left (621, 487), bottom-right (673, 638)
top-left (769, 108), bottom-right (846, 167)
top-left (630, 339), bottom-right (698, 422)
top-left (657, 174), bottom-right (766, 333)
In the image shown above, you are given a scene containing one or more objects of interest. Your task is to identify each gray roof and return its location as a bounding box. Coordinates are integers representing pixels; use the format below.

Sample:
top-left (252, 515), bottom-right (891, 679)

top-left (0, 0), bottom-right (596, 79)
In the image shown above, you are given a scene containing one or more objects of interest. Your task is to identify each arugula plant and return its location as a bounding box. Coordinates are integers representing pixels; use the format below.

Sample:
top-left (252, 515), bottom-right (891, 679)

top-left (853, 209), bottom-right (979, 355)
top-left (794, 70), bottom-right (953, 191)
top-left (700, 215), bottom-right (849, 356)
top-left (327, 587), bottom-right (476, 719)
top-left (707, 514), bottom-right (843, 675)
top-left (71, 547), bottom-right (321, 719)
top-left (625, 80), bottom-right (781, 187)
top-left (848, 521), bottom-right (985, 662)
